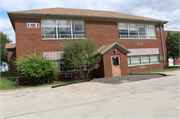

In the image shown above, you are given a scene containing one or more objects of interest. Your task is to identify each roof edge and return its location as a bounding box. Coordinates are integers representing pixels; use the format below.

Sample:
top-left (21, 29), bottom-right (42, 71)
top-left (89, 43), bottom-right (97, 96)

top-left (101, 42), bottom-right (131, 55)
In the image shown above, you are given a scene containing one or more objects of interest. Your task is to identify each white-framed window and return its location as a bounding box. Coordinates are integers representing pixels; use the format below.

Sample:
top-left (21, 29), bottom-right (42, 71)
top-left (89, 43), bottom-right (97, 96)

top-left (118, 23), bottom-right (128, 38)
top-left (42, 20), bottom-right (86, 39)
top-left (132, 56), bottom-right (141, 65)
top-left (127, 54), bottom-right (159, 66)
top-left (27, 23), bottom-right (39, 28)
top-left (118, 23), bottom-right (156, 39)
top-left (129, 23), bottom-right (138, 38)
top-left (147, 25), bottom-right (156, 39)
top-left (138, 24), bottom-right (147, 38)
top-left (151, 55), bottom-right (159, 63)
top-left (52, 60), bottom-right (87, 72)
top-left (42, 20), bottom-right (56, 38)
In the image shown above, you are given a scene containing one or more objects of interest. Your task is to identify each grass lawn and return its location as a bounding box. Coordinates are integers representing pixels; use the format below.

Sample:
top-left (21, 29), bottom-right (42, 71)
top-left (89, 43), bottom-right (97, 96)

top-left (131, 66), bottom-right (180, 74)
top-left (0, 71), bottom-right (85, 90)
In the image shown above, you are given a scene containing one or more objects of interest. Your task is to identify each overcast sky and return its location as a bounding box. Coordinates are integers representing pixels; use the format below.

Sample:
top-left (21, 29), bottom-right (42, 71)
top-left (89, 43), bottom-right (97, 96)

top-left (0, 0), bottom-right (179, 43)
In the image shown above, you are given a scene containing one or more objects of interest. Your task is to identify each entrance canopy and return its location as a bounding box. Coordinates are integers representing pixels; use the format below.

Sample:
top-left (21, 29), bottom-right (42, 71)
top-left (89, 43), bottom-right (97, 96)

top-left (96, 42), bottom-right (131, 55)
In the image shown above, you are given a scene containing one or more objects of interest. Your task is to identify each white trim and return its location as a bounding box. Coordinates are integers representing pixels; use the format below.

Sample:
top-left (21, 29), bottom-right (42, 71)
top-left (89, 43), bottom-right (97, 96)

top-left (70, 20), bottom-right (73, 39)
top-left (119, 38), bottom-right (157, 40)
top-left (128, 63), bottom-right (160, 67)
top-left (42, 38), bottom-right (87, 40)
top-left (96, 45), bottom-right (105, 52)
top-left (101, 42), bottom-right (131, 55)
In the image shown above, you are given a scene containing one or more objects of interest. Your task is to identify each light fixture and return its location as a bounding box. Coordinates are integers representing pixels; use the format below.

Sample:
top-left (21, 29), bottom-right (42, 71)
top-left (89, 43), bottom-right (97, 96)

top-left (114, 48), bottom-right (117, 53)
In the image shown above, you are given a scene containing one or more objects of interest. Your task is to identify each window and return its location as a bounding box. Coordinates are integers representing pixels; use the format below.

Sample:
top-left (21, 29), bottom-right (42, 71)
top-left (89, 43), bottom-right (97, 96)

top-left (72, 21), bottom-right (86, 38)
top-left (147, 25), bottom-right (156, 38)
top-left (138, 24), bottom-right (147, 38)
top-left (112, 57), bottom-right (119, 65)
top-left (52, 60), bottom-right (87, 72)
top-left (129, 24), bottom-right (138, 38)
top-left (127, 57), bottom-right (131, 65)
top-left (142, 55), bottom-right (150, 64)
top-left (42, 20), bottom-right (86, 39)
top-left (42, 20), bottom-right (56, 38)
top-left (118, 23), bottom-right (128, 38)
top-left (151, 55), bottom-right (159, 63)
top-left (57, 20), bottom-right (71, 38)
top-left (127, 55), bottom-right (159, 66)
top-left (132, 56), bottom-right (141, 65)
top-left (118, 23), bottom-right (156, 39)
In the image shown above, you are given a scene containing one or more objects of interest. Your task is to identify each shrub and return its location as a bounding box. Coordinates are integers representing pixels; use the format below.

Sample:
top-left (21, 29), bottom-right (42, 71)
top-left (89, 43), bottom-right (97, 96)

top-left (61, 39), bottom-right (102, 80)
top-left (14, 53), bottom-right (57, 84)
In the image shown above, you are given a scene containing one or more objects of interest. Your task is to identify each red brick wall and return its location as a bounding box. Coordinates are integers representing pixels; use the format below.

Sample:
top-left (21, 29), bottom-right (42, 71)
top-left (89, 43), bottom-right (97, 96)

top-left (174, 58), bottom-right (180, 65)
top-left (128, 64), bottom-right (164, 73)
top-left (14, 18), bottom-right (168, 76)
top-left (7, 49), bottom-right (16, 71)
top-left (103, 48), bottom-right (129, 77)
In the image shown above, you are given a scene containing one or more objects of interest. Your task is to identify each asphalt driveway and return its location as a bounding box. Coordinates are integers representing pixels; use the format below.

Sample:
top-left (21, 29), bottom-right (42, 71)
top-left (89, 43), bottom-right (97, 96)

top-left (0, 70), bottom-right (179, 119)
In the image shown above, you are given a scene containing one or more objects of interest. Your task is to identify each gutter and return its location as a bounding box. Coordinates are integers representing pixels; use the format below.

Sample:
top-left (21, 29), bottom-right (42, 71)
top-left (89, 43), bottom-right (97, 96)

top-left (160, 22), bottom-right (166, 68)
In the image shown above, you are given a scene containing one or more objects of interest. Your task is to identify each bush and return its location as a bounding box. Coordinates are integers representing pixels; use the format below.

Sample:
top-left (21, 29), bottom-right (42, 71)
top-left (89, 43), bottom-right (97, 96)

top-left (14, 53), bottom-right (57, 84)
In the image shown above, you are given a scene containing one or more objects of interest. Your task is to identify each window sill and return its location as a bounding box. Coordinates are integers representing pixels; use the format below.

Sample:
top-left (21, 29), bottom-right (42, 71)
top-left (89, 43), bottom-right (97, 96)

top-left (119, 38), bottom-right (157, 40)
top-left (128, 63), bottom-right (160, 67)
top-left (42, 38), bottom-right (87, 40)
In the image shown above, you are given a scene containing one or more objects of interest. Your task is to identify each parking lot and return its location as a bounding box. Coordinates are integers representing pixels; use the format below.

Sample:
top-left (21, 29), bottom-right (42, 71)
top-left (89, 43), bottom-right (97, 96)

top-left (0, 70), bottom-right (179, 119)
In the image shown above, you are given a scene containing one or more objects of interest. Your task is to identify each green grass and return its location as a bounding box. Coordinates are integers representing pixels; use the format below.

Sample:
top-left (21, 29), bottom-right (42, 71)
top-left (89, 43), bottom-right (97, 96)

top-left (131, 66), bottom-right (180, 74)
top-left (0, 71), bottom-right (85, 90)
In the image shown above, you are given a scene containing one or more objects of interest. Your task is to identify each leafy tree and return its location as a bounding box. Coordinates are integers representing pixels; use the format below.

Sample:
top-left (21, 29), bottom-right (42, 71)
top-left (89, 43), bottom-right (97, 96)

top-left (0, 32), bottom-right (12, 65)
top-left (14, 53), bottom-right (57, 84)
top-left (166, 31), bottom-right (179, 59)
top-left (61, 39), bottom-right (102, 79)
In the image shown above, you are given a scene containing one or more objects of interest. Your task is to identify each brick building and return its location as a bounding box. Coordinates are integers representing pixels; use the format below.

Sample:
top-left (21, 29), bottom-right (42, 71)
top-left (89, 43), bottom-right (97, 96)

top-left (5, 8), bottom-right (169, 78)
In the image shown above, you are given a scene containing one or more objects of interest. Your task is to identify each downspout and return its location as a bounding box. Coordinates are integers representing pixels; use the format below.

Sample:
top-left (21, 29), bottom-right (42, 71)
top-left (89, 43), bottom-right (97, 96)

top-left (160, 22), bottom-right (166, 68)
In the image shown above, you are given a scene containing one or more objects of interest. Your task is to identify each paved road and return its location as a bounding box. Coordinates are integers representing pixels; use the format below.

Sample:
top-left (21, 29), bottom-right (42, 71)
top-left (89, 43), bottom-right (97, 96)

top-left (0, 70), bottom-right (180, 119)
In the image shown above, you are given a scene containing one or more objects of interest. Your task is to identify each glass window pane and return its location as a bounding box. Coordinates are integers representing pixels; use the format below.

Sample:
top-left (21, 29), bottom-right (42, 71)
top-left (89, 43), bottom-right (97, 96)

top-left (132, 56), bottom-right (141, 65)
top-left (42, 20), bottom-right (56, 39)
top-left (138, 24), bottom-right (147, 38)
top-left (151, 55), bottom-right (159, 63)
top-left (57, 20), bottom-right (71, 38)
top-left (72, 21), bottom-right (86, 38)
top-left (142, 55), bottom-right (150, 64)
top-left (148, 25), bottom-right (156, 38)
top-left (112, 57), bottom-right (119, 65)
top-left (127, 56), bottom-right (131, 66)
top-left (129, 24), bottom-right (138, 38)
top-left (118, 23), bottom-right (128, 38)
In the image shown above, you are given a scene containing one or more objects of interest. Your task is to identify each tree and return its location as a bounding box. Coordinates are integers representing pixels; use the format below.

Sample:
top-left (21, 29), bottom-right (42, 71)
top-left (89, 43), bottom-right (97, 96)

top-left (61, 39), bottom-right (102, 79)
top-left (0, 32), bottom-right (12, 65)
top-left (14, 53), bottom-right (58, 84)
top-left (166, 31), bottom-right (179, 60)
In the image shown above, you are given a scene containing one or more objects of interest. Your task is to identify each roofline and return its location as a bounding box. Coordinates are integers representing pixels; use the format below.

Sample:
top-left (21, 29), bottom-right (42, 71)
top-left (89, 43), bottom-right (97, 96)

top-left (8, 12), bottom-right (169, 23)
top-left (101, 42), bottom-right (131, 55)
top-left (7, 12), bottom-right (169, 30)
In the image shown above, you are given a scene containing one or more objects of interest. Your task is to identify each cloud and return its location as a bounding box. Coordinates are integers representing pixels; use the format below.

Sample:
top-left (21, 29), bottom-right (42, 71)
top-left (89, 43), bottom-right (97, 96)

top-left (0, 0), bottom-right (179, 43)
top-left (0, 17), bottom-right (15, 42)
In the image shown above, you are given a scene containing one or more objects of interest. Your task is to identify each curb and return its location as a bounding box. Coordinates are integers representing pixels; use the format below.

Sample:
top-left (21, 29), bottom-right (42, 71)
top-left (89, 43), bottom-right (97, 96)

top-left (51, 79), bottom-right (92, 88)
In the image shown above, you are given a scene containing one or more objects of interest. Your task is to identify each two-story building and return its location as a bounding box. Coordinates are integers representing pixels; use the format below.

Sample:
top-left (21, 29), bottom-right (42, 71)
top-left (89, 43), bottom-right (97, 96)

top-left (5, 7), bottom-right (168, 78)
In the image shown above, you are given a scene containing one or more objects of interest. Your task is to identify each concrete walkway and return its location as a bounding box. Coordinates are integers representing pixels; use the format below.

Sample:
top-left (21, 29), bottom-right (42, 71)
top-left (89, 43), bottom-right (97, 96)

top-left (0, 70), bottom-right (180, 119)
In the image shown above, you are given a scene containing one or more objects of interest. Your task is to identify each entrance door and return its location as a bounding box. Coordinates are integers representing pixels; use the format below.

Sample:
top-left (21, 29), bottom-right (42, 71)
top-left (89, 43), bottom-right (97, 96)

top-left (111, 55), bottom-right (121, 76)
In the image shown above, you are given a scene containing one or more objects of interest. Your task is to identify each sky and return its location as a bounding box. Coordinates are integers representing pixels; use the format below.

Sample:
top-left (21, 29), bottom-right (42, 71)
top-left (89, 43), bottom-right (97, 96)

top-left (0, 0), bottom-right (179, 43)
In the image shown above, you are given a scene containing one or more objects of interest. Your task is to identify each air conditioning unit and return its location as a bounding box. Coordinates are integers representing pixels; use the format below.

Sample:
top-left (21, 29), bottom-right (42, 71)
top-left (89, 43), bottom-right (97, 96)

top-left (27, 23), bottom-right (39, 28)
top-left (65, 73), bottom-right (72, 78)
